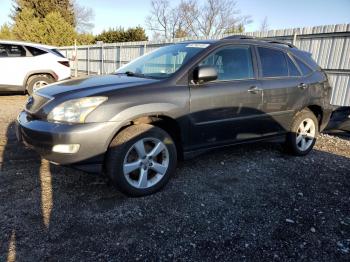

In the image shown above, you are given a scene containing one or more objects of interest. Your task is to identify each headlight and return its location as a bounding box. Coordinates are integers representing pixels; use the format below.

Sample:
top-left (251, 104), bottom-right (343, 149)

top-left (47, 97), bottom-right (107, 123)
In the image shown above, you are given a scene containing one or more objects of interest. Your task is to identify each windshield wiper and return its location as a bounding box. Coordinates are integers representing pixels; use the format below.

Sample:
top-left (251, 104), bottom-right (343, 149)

top-left (115, 71), bottom-right (161, 79)
top-left (114, 71), bottom-right (143, 77)
top-left (124, 71), bottom-right (145, 77)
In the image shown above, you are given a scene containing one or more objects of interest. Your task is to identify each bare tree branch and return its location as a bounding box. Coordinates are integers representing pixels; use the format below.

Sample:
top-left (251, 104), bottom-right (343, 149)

top-left (146, 0), bottom-right (252, 39)
top-left (259, 16), bottom-right (269, 32)
top-left (72, 0), bottom-right (94, 33)
top-left (180, 0), bottom-right (251, 37)
top-left (146, 0), bottom-right (183, 39)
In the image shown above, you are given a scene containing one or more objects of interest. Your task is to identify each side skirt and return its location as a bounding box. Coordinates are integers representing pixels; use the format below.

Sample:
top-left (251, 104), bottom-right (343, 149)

top-left (183, 134), bottom-right (287, 160)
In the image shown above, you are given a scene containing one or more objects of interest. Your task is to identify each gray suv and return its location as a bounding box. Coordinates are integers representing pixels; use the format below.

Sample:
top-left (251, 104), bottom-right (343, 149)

top-left (17, 37), bottom-right (333, 196)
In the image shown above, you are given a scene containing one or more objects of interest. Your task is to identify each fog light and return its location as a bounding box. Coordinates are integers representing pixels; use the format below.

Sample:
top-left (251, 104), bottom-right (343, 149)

top-left (52, 144), bottom-right (80, 154)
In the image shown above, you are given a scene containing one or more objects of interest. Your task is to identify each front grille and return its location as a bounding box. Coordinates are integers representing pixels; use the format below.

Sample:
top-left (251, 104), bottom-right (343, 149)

top-left (25, 93), bottom-right (51, 114)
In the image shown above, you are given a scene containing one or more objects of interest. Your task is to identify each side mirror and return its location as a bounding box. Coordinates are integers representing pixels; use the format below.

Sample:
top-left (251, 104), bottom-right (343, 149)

top-left (193, 65), bottom-right (218, 83)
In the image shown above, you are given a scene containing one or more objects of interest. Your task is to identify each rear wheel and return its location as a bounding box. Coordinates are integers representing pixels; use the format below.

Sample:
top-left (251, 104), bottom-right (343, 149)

top-left (105, 124), bottom-right (177, 197)
top-left (284, 109), bottom-right (319, 156)
top-left (26, 75), bottom-right (54, 95)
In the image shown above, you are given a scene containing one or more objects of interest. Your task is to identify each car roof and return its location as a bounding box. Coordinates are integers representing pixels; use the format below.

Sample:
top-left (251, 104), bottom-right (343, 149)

top-left (179, 40), bottom-right (217, 44)
top-left (178, 37), bottom-right (318, 69)
top-left (0, 40), bottom-right (56, 50)
top-left (220, 38), bottom-right (295, 50)
top-left (180, 37), bottom-right (295, 51)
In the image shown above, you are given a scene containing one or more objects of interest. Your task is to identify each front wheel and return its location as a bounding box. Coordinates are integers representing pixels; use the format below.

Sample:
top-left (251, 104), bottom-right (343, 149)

top-left (284, 109), bottom-right (319, 156)
top-left (105, 124), bottom-right (177, 197)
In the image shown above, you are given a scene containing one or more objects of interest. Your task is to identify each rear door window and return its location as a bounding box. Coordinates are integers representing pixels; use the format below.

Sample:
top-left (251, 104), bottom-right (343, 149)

top-left (258, 47), bottom-right (288, 78)
top-left (200, 46), bottom-right (254, 81)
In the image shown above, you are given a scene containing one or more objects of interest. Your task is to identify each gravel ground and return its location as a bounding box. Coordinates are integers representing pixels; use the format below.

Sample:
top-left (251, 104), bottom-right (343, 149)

top-left (0, 95), bottom-right (349, 262)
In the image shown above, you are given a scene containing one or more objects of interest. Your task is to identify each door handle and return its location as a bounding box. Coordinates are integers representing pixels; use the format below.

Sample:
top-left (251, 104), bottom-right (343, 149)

top-left (248, 86), bottom-right (263, 94)
top-left (298, 83), bottom-right (308, 89)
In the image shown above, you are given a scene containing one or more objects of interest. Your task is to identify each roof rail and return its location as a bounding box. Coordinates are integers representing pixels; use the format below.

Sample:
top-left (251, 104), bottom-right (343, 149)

top-left (261, 39), bottom-right (296, 48)
top-left (221, 35), bottom-right (255, 40)
top-left (221, 35), bottom-right (296, 48)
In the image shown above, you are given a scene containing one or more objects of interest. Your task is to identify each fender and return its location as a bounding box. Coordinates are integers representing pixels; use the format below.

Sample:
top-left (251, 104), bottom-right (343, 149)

top-left (22, 70), bottom-right (58, 88)
top-left (102, 102), bottom-right (183, 152)
top-left (109, 103), bottom-right (180, 124)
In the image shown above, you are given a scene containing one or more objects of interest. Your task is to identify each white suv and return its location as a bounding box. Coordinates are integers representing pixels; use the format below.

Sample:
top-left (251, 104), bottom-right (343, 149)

top-left (0, 40), bottom-right (71, 95)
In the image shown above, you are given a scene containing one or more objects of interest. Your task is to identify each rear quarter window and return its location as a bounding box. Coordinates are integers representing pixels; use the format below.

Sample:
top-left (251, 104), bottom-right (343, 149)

top-left (26, 46), bottom-right (47, 56)
top-left (294, 56), bottom-right (313, 75)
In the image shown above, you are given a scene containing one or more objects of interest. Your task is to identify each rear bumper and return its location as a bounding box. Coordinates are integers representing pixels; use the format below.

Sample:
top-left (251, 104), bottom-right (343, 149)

top-left (16, 110), bottom-right (120, 167)
top-left (320, 108), bottom-right (333, 131)
top-left (56, 67), bottom-right (72, 81)
top-left (326, 107), bottom-right (350, 131)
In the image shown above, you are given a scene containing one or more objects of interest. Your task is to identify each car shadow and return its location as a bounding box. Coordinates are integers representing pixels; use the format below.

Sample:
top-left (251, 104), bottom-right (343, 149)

top-left (324, 130), bottom-right (350, 141)
top-left (1, 119), bottom-right (350, 260)
top-left (0, 121), bottom-right (123, 261)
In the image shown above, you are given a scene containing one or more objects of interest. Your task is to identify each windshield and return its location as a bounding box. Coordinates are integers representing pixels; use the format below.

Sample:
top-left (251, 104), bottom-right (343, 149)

top-left (115, 43), bottom-right (211, 79)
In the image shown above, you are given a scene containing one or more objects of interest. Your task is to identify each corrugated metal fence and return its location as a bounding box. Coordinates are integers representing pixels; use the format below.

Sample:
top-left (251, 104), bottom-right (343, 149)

top-left (59, 24), bottom-right (350, 106)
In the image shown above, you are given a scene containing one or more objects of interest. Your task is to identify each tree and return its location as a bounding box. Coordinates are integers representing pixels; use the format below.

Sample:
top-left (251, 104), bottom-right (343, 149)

top-left (72, 0), bottom-right (94, 33)
top-left (174, 28), bottom-right (189, 38)
top-left (95, 27), bottom-right (148, 43)
top-left (145, 0), bottom-right (189, 39)
top-left (6, 0), bottom-right (95, 46)
top-left (40, 12), bottom-right (76, 46)
top-left (0, 24), bottom-right (15, 39)
top-left (146, 0), bottom-right (251, 39)
top-left (179, 0), bottom-right (252, 37)
top-left (259, 16), bottom-right (269, 32)
top-left (11, 0), bottom-right (75, 26)
top-left (76, 33), bottom-right (95, 45)
top-left (224, 24), bottom-right (245, 34)
top-left (12, 8), bottom-right (45, 43)
top-left (11, 8), bottom-right (76, 46)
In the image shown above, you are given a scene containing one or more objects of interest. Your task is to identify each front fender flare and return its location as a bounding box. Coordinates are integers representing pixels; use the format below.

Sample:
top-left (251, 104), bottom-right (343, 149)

top-left (109, 103), bottom-right (179, 124)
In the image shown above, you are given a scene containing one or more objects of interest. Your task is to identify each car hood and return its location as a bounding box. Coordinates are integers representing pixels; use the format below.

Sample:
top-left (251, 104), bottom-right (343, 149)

top-left (37, 74), bottom-right (160, 97)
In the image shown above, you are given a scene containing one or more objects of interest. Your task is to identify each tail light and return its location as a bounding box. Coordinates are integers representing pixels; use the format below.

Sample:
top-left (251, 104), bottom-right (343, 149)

top-left (58, 61), bottom-right (70, 67)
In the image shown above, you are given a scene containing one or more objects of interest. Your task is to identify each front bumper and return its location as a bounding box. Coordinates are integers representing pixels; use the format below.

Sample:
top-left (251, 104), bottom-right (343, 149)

top-left (16, 110), bottom-right (120, 165)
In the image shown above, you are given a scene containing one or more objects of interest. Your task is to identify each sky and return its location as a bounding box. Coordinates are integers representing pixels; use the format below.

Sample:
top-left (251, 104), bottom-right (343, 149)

top-left (0, 0), bottom-right (349, 36)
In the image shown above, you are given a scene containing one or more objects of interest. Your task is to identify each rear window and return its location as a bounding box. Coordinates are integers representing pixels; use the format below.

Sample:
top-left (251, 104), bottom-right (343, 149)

top-left (258, 47), bottom-right (288, 78)
top-left (50, 49), bottom-right (65, 58)
top-left (26, 46), bottom-right (47, 56)
top-left (294, 56), bottom-right (313, 75)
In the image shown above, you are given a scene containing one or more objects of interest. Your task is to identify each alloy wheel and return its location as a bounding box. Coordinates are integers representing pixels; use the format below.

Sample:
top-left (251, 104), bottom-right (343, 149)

top-left (33, 80), bottom-right (49, 93)
top-left (296, 118), bottom-right (316, 151)
top-left (123, 138), bottom-right (169, 189)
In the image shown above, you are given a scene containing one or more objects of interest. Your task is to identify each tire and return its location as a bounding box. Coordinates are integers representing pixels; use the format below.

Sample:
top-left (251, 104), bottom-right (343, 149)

top-left (26, 75), bottom-right (54, 95)
top-left (105, 124), bottom-right (177, 197)
top-left (284, 108), bottom-right (319, 156)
